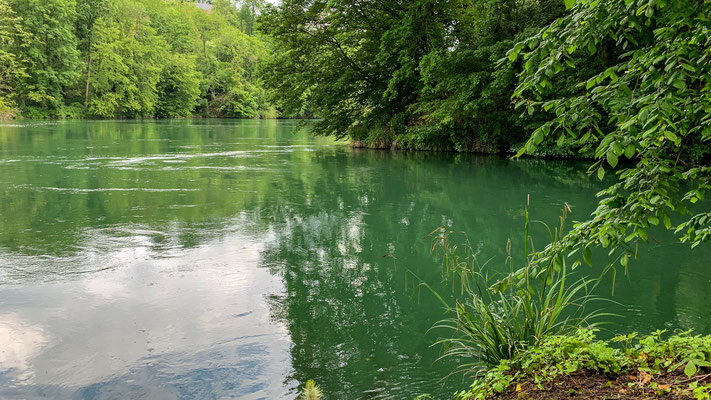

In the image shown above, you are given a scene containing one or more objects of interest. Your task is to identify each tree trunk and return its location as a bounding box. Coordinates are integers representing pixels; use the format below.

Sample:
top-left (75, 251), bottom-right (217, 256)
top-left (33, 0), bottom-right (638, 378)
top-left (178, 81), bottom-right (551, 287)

top-left (84, 52), bottom-right (92, 109)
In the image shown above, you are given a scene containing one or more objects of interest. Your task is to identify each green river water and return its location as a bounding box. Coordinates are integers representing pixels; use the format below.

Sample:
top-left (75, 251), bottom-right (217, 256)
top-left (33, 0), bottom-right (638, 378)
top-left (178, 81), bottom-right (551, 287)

top-left (0, 120), bottom-right (709, 399)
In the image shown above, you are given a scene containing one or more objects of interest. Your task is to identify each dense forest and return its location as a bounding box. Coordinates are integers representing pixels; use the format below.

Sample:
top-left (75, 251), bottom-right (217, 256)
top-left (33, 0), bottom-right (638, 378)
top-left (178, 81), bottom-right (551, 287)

top-left (260, 0), bottom-right (575, 154)
top-left (0, 0), bottom-right (274, 119)
top-left (262, 0), bottom-right (710, 162)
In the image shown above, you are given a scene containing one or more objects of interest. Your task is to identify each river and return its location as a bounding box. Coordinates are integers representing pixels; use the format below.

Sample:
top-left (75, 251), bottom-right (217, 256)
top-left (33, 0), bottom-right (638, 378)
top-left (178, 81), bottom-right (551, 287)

top-left (0, 120), bottom-right (709, 399)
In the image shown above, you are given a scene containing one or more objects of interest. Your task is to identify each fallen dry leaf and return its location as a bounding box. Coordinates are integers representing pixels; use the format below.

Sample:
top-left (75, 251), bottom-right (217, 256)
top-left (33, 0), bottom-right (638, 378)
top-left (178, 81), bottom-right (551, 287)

top-left (639, 371), bottom-right (651, 384)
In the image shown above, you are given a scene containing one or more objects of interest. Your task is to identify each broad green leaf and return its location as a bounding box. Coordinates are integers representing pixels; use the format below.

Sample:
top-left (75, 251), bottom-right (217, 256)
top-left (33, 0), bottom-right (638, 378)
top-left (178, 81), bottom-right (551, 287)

top-left (612, 141), bottom-right (623, 155)
top-left (624, 144), bottom-right (635, 159)
top-left (664, 131), bottom-right (678, 142)
top-left (680, 63), bottom-right (696, 72)
top-left (684, 361), bottom-right (697, 378)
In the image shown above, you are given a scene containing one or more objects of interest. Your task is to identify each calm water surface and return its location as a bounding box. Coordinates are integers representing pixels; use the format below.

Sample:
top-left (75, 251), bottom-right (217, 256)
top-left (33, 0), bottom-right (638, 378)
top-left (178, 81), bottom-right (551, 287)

top-left (0, 120), bottom-right (709, 399)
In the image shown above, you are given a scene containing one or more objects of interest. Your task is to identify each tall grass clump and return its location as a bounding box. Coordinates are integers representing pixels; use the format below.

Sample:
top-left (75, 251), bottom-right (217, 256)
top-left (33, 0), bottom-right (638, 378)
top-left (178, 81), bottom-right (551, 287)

top-left (426, 202), bottom-right (609, 377)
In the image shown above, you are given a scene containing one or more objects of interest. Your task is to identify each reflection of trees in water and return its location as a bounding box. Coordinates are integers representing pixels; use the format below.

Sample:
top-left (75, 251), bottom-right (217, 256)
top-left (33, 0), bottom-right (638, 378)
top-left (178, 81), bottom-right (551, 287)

top-left (0, 120), bottom-right (313, 256)
top-left (260, 208), bottom-right (458, 398)
top-left (255, 149), bottom-right (608, 398)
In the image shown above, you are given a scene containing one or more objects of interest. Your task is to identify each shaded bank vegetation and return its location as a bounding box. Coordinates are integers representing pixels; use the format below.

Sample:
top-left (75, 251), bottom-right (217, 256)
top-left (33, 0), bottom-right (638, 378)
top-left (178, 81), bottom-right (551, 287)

top-left (456, 329), bottom-right (711, 399)
top-left (262, 0), bottom-right (711, 167)
top-left (260, 0), bottom-right (572, 153)
top-left (0, 0), bottom-right (274, 119)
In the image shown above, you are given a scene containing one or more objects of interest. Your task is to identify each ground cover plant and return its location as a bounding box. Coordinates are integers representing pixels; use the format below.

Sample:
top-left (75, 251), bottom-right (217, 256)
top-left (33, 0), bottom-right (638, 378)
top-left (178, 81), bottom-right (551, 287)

top-left (456, 329), bottom-right (711, 400)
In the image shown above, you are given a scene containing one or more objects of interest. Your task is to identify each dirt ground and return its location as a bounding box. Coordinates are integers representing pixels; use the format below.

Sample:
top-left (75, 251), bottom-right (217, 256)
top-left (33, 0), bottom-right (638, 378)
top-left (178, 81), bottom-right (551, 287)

top-left (496, 369), bottom-right (711, 400)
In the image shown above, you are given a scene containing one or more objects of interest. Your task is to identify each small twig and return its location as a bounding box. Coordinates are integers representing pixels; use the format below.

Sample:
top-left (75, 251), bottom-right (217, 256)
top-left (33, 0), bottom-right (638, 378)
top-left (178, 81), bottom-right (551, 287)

top-left (676, 371), bottom-right (711, 385)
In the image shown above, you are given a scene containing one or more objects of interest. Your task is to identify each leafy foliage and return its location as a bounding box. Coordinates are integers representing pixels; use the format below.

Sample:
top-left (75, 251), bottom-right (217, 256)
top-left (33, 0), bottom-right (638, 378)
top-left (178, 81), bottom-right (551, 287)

top-left (511, 0), bottom-right (711, 276)
top-left (457, 329), bottom-right (711, 400)
top-left (89, 2), bottom-right (164, 117)
top-left (0, 0), bottom-right (28, 119)
top-left (9, 0), bottom-right (81, 116)
top-left (2, 0), bottom-right (274, 119)
top-left (259, 0), bottom-right (567, 150)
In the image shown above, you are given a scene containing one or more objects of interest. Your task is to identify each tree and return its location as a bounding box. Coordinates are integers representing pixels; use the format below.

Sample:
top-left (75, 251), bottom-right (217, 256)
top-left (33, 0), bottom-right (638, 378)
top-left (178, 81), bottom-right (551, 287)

top-left (260, 0), bottom-right (566, 149)
top-left (76, 0), bottom-right (107, 109)
top-left (10, 0), bottom-right (80, 117)
top-left (88, 0), bottom-right (165, 117)
top-left (0, 0), bottom-right (29, 119)
top-left (2, 0), bottom-right (274, 119)
top-left (510, 0), bottom-right (711, 272)
top-left (156, 54), bottom-right (201, 117)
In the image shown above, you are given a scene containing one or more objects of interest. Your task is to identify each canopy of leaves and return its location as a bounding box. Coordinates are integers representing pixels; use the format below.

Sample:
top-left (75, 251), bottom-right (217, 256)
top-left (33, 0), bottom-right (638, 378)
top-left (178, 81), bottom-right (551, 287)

top-left (259, 0), bottom-right (567, 151)
top-left (2, 0), bottom-right (274, 119)
top-left (0, 0), bottom-right (29, 119)
top-left (9, 0), bottom-right (81, 116)
top-left (511, 0), bottom-right (711, 272)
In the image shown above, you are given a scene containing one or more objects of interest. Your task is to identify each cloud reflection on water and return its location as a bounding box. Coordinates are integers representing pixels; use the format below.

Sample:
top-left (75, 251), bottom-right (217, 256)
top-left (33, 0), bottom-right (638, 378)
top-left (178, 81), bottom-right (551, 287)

top-left (0, 229), bottom-right (293, 399)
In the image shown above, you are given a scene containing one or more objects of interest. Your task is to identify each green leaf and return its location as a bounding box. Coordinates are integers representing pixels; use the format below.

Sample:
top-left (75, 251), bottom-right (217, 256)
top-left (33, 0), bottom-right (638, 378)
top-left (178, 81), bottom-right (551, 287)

top-left (645, 5), bottom-right (653, 17)
top-left (597, 167), bottom-right (605, 181)
top-left (680, 63), bottom-right (696, 72)
top-left (583, 246), bottom-right (593, 266)
top-left (624, 144), bottom-right (636, 159)
top-left (564, 0), bottom-right (576, 9)
top-left (606, 150), bottom-right (618, 168)
top-left (612, 141), bottom-right (623, 156)
top-left (664, 131), bottom-right (678, 143)
top-left (526, 140), bottom-right (538, 154)
top-left (587, 41), bottom-right (596, 55)
top-left (684, 361), bottom-right (697, 378)
top-left (637, 229), bottom-right (648, 241)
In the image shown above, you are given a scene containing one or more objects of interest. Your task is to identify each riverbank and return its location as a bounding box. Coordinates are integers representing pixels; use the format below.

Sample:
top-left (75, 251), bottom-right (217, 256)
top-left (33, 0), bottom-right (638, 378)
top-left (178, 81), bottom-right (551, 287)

top-left (349, 137), bottom-right (596, 159)
top-left (456, 330), bottom-right (711, 400)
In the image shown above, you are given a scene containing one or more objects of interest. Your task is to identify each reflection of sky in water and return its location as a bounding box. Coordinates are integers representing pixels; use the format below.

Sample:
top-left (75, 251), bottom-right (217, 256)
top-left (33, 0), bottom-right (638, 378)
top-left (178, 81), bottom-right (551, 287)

top-left (0, 230), bottom-right (293, 399)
